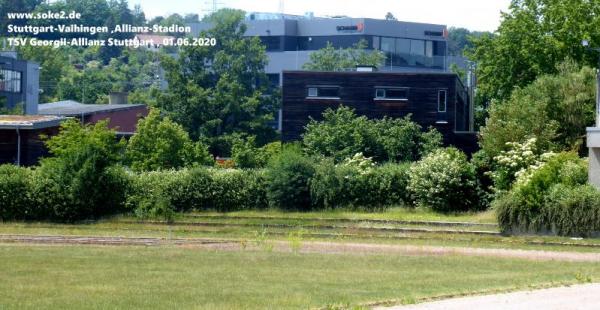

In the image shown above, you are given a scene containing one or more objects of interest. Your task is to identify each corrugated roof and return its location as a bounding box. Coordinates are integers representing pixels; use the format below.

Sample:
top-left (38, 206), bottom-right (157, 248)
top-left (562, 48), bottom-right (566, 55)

top-left (0, 115), bottom-right (65, 129)
top-left (39, 100), bottom-right (146, 116)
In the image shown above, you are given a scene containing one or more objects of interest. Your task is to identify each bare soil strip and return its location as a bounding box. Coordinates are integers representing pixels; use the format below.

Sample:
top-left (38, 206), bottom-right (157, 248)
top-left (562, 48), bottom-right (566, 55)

top-left (2, 234), bottom-right (600, 262)
top-left (185, 214), bottom-right (499, 228)
top-left (118, 221), bottom-right (501, 236)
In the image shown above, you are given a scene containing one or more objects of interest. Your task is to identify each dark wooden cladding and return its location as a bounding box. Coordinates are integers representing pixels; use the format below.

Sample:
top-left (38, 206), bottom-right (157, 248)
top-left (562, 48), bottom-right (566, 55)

top-left (282, 70), bottom-right (478, 154)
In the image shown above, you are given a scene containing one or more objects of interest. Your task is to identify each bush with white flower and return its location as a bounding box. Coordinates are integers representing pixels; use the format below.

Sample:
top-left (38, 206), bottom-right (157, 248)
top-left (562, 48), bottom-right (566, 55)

top-left (408, 148), bottom-right (483, 212)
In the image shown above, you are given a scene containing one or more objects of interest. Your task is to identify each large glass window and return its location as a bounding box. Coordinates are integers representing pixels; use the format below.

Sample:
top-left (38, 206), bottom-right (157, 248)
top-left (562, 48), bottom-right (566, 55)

top-left (381, 37), bottom-right (395, 53)
top-left (396, 38), bottom-right (411, 55)
top-left (410, 39), bottom-right (425, 56)
top-left (426, 41), bottom-right (434, 57)
top-left (373, 36), bottom-right (380, 50)
top-left (0, 69), bottom-right (22, 93)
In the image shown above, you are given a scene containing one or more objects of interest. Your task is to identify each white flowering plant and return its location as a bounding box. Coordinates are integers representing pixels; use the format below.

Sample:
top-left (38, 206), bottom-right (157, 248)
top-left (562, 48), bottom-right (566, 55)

top-left (408, 148), bottom-right (482, 212)
top-left (489, 138), bottom-right (554, 192)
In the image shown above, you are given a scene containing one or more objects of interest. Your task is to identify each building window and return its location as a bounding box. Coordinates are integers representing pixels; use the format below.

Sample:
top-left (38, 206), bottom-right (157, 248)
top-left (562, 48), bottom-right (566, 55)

top-left (307, 86), bottom-right (340, 99)
top-left (0, 69), bottom-right (22, 93)
top-left (438, 90), bottom-right (447, 112)
top-left (375, 87), bottom-right (409, 100)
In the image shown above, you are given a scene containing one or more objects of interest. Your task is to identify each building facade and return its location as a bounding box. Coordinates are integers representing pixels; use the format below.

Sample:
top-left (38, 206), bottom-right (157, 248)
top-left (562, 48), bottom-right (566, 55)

top-left (282, 70), bottom-right (477, 153)
top-left (189, 14), bottom-right (450, 85)
top-left (0, 53), bottom-right (40, 115)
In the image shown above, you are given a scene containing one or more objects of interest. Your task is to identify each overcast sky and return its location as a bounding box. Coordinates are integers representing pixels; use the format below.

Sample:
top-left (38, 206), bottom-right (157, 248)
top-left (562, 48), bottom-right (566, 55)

top-left (131, 0), bottom-right (512, 32)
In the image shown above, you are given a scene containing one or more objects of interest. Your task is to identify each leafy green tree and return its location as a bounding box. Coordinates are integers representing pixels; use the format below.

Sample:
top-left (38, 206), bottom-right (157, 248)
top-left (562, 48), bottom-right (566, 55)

top-left (17, 45), bottom-right (71, 102)
top-left (303, 40), bottom-right (386, 71)
top-left (0, 0), bottom-right (44, 31)
top-left (469, 0), bottom-right (600, 100)
top-left (156, 9), bottom-right (278, 154)
top-left (385, 12), bottom-right (397, 21)
top-left (480, 60), bottom-right (595, 158)
top-left (126, 109), bottom-right (214, 172)
top-left (447, 27), bottom-right (489, 56)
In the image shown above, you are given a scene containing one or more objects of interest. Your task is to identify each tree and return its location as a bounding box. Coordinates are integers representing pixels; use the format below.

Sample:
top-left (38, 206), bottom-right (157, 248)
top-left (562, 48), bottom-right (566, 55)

top-left (447, 27), bottom-right (489, 56)
top-left (469, 0), bottom-right (600, 100)
top-left (17, 45), bottom-right (71, 102)
top-left (480, 60), bottom-right (595, 158)
top-left (385, 12), bottom-right (397, 21)
top-left (303, 40), bottom-right (386, 71)
top-left (156, 9), bottom-right (278, 154)
top-left (126, 109), bottom-right (213, 172)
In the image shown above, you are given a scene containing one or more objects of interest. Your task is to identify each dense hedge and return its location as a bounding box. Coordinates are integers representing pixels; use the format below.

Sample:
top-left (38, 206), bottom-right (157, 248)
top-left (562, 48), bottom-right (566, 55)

top-left (128, 168), bottom-right (268, 219)
top-left (495, 153), bottom-right (594, 236)
top-left (310, 159), bottom-right (410, 209)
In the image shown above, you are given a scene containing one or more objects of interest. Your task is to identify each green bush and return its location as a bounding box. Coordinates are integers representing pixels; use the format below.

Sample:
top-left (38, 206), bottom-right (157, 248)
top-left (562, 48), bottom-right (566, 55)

top-left (495, 152), bottom-right (588, 235)
top-left (310, 155), bottom-right (410, 210)
top-left (408, 148), bottom-right (482, 212)
top-left (543, 184), bottom-right (600, 237)
top-left (302, 106), bottom-right (442, 163)
top-left (128, 168), bottom-right (268, 218)
top-left (231, 137), bottom-right (281, 169)
top-left (34, 120), bottom-right (130, 222)
top-left (266, 146), bottom-right (316, 210)
top-left (0, 165), bottom-right (34, 220)
top-left (126, 109), bottom-right (214, 172)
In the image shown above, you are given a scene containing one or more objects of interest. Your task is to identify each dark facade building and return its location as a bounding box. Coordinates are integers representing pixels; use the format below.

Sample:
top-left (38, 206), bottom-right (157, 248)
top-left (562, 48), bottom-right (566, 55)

top-left (282, 70), bottom-right (477, 153)
top-left (0, 115), bottom-right (64, 166)
top-left (0, 53), bottom-right (40, 114)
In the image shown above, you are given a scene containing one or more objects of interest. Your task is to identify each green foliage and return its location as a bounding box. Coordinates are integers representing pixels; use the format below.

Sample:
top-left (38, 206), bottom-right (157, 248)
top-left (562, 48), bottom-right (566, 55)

top-left (408, 148), bottom-right (482, 212)
top-left (126, 109), bottom-right (213, 172)
top-left (489, 138), bottom-right (543, 193)
top-left (495, 152), bottom-right (589, 235)
top-left (35, 120), bottom-right (129, 222)
top-left (480, 60), bottom-right (595, 158)
top-left (302, 106), bottom-right (442, 163)
top-left (543, 184), bottom-right (600, 237)
top-left (265, 146), bottom-right (316, 211)
top-left (157, 8), bottom-right (278, 153)
top-left (447, 27), bottom-right (489, 56)
top-left (469, 0), bottom-right (600, 100)
top-left (231, 137), bottom-right (282, 169)
top-left (0, 165), bottom-right (34, 221)
top-left (303, 40), bottom-right (386, 71)
top-left (128, 168), bottom-right (268, 218)
top-left (310, 156), bottom-right (410, 210)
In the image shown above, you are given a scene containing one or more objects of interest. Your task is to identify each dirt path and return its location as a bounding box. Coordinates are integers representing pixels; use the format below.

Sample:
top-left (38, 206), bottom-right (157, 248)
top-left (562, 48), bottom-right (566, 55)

top-left (376, 283), bottom-right (600, 310)
top-left (2, 234), bottom-right (600, 262)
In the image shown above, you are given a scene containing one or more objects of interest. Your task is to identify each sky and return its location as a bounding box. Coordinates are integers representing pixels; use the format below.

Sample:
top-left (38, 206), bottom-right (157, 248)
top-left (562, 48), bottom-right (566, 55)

top-left (131, 0), bottom-right (512, 32)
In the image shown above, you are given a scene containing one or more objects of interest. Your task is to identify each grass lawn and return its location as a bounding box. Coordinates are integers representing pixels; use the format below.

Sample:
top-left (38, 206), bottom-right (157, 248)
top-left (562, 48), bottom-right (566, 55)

top-left (0, 244), bottom-right (599, 309)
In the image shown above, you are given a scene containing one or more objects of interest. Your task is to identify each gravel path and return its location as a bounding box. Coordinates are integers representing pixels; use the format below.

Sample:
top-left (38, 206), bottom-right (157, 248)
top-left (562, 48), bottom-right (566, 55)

top-left (376, 284), bottom-right (600, 310)
top-left (2, 234), bottom-right (600, 262)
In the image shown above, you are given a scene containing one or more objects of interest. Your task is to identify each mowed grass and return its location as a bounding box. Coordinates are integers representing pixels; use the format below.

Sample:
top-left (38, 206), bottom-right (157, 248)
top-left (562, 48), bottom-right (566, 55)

top-left (0, 244), bottom-right (599, 309)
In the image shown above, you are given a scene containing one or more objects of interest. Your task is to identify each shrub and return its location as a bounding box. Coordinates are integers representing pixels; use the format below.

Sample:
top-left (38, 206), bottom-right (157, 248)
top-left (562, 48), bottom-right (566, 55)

top-left (408, 148), bottom-right (482, 212)
top-left (495, 152), bottom-right (588, 235)
top-left (128, 168), bottom-right (268, 218)
top-left (310, 154), bottom-right (410, 210)
top-left (266, 146), bottom-right (316, 210)
top-left (231, 137), bottom-right (281, 169)
top-left (543, 184), bottom-right (600, 237)
top-left (489, 138), bottom-right (544, 193)
top-left (0, 165), bottom-right (34, 220)
top-left (126, 109), bottom-right (214, 172)
top-left (302, 106), bottom-right (441, 163)
top-left (35, 120), bottom-right (130, 222)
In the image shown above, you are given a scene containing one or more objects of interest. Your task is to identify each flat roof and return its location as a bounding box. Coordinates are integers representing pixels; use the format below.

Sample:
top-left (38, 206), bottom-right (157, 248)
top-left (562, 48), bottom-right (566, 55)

top-left (39, 100), bottom-right (146, 116)
top-left (0, 115), bottom-right (65, 130)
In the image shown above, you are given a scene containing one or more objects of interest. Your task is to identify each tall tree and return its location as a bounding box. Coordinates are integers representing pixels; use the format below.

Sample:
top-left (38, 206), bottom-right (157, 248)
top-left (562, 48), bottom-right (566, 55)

top-left (156, 9), bottom-right (278, 154)
top-left (469, 0), bottom-right (600, 101)
top-left (385, 12), bottom-right (397, 21)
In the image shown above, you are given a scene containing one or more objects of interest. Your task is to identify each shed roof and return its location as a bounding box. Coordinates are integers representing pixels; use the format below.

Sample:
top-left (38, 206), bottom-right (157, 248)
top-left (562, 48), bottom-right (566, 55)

top-left (39, 100), bottom-right (146, 116)
top-left (0, 115), bottom-right (65, 130)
